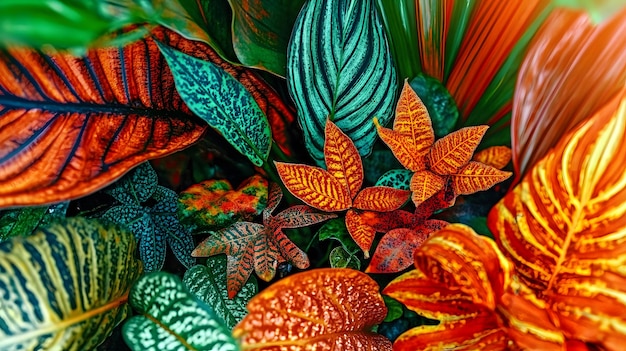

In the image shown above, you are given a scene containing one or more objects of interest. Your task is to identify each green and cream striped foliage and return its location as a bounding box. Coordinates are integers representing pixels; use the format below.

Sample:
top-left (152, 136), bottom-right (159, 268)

top-left (0, 217), bottom-right (142, 350)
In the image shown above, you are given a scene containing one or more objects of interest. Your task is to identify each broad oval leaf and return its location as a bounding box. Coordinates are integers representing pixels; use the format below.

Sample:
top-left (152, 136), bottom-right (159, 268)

top-left (428, 125), bottom-right (488, 175)
top-left (287, 0), bottom-right (397, 164)
top-left (352, 186), bottom-right (411, 212)
top-left (393, 81), bottom-right (435, 152)
top-left (324, 118), bottom-right (364, 198)
top-left (451, 161), bottom-right (512, 196)
top-left (123, 272), bottom-right (238, 351)
top-left (0, 217), bottom-right (142, 350)
top-left (234, 268), bottom-right (391, 350)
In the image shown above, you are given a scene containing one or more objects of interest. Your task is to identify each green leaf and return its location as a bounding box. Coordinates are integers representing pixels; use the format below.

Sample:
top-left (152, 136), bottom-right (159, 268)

top-left (0, 217), bottom-right (142, 350)
top-left (288, 0), bottom-right (397, 164)
top-left (318, 218), bottom-right (360, 255)
top-left (383, 295), bottom-right (404, 323)
top-left (329, 246), bottom-right (361, 269)
top-left (229, 0), bottom-right (306, 76)
top-left (0, 202), bottom-right (68, 242)
top-left (375, 169), bottom-right (413, 190)
top-left (156, 42), bottom-right (272, 167)
top-left (183, 256), bottom-right (258, 329)
top-left (123, 272), bottom-right (239, 351)
top-left (107, 162), bottom-right (158, 205)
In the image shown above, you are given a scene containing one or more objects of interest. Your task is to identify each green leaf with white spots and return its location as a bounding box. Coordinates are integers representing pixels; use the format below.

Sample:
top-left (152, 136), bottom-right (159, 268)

top-left (375, 169), bottom-right (413, 190)
top-left (317, 218), bottom-right (360, 255)
top-left (287, 0), bottom-right (397, 165)
top-left (183, 256), bottom-right (258, 329)
top-left (157, 41), bottom-right (271, 167)
top-left (329, 246), bottom-right (361, 269)
top-left (123, 272), bottom-right (239, 351)
top-left (0, 202), bottom-right (68, 242)
top-left (107, 162), bottom-right (158, 205)
top-left (0, 217), bottom-right (142, 350)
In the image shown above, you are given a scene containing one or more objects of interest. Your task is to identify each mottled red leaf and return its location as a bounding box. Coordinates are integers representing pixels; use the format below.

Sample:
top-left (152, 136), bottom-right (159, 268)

top-left (324, 118), bottom-right (363, 198)
top-left (428, 125), bottom-right (488, 175)
top-left (234, 268), bottom-right (391, 351)
top-left (451, 161), bottom-right (512, 196)
top-left (352, 186), bottom-right (410, 211)
top-left (472, 146), bottom-right (512, 169)
top-left (410, 170), bottom-right (446, 207)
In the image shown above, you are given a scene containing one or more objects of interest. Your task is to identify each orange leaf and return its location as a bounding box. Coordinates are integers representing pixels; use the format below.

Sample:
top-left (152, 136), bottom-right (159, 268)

top-left (275, 162), bottom-right (351, 211)
top-left (374, 119), bottom-right (428, 171)
top-left (352, 186), bottom-right (410, 212)
top-left (451, 161), bottom-right (512, 196)
top-left (393, 81), bottom-right (435, 152)
top-left (234, 268), bottom-right (391, 351)
top-left (472, 146), bottom-right (512, 169)
top-left (324, 118), bottom-right (363, 198)
top-left (428, 125), bottom-right (488, 175)
top-left (345, 209), bottom-right (377, 258)
top-left (410, 170), bottom-right (446, 207)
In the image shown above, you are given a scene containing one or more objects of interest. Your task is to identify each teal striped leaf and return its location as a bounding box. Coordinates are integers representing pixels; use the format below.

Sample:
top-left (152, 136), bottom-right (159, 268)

top-left (157, 41), bottom-right (272, 167)
top-left (0, 217), bottom-right (142, 350)
top-left (287, 0), bottom-right (397, 165)
top-left (123, 272), bottom-right (239, 351)
top-left (183, 255), bottom-right (258, 329)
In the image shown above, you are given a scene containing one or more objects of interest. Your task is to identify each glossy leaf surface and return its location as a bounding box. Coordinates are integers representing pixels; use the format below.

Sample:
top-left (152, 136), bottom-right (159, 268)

top-left (329, 246), bottom-right (361, 269)
top-left (428, 126), bottom-right (488, 175)
top-left (0, 218), bottom-right (142, 350)
top-left (0, 202), bottom-right (68, 242)
top-left (288, 0), bottom-right (397, 164)
top-left (234, 268), bottom-right (392, 350)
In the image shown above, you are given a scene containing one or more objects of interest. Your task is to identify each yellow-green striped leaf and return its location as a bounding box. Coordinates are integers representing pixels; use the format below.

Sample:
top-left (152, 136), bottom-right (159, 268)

top-left (0, 217), bottom-right (142, 350)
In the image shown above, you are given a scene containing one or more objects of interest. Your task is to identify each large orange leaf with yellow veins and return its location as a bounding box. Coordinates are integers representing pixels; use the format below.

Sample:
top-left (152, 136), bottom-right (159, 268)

top-left (373, 123), bottom-right (427, 171)
top-left (324, 118), bottom-right (363, 198)
top-left (472, 146), bottom-right (512, 170)
top-left (452, 162), bottom-right (511, 195)
top-left (489, 89), bottom-right (626, 349)
top-left (234, 268), bottom-right (391, 351)
top-left (393, 81), bottom-right (435, 155)
top-left (428, 125), bottom-right (488, 175)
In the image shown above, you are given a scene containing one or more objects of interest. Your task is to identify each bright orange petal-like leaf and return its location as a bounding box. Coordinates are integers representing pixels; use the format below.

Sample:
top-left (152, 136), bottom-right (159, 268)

top-left (345, 209), bottom-right (377, 258)
top-left (451, 161), bottom-right (512, 196)
top-left (393, 81), bottom-right (435, 149)
top-left (352, 186), bottom-right (410, 212)
top-left (234, 268), bottom-right (391, 351)
top-left (472, 146), bottom-right (512, 169)
top-left (428, 125), bottom-right (488, 175)
top-left (324, 118), bottom-right (363, 198)
top-left (374, 119), bottom-right (428, 171)
top-left (410, 170), bottom-right (446, 207)
top-left (275, 162), bottom-right (351, 211)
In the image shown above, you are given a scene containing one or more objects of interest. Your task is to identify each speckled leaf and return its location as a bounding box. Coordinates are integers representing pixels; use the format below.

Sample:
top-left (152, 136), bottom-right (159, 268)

top-left (329, 246), bottom-right (361, 269)
top-left (183, 255), bottom-right (258, 329)
top-left (107, 162), bottom-right (158, 205)
top-left (317, 218), bottom-right (360, 255)
top-left (123, 272), bottom-right (238, 351)
top-left (0, 218), bottom-right (142, 351)
top-left (428, 126), bottom-right (489, 175)
top-left (152, 186), bottom-right (195, 269)
top-left (0, 202), bottom-right (68, 242)
top-left (268, 205), bottom-right (337, 230)
top-left (234, 268), bottom-right (391, 350)
top-left (352, 186), bottom-right (411, 211)
top-left (375, 169), bottom-right (413, 190)
top-left (288, 0), bottom-right (397, 164)
top-left (157, 42), bottom-right (271, 166)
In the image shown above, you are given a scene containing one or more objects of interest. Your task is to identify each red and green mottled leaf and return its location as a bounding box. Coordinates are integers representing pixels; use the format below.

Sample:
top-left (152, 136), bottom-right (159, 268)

top-left (451, 161), bottom-right (512, 196)
top-left (428, 126), bottom-right (488, 175)
top-left (472, 146), bottom-right (512, 169)
top-left (410, 170), bottom-right (446, 207)
top-left (324, 118), bottom-right (364, 198)
top-left (345, 209), bottom-right (377, 258)
top-left (352, 186), bottom-right (410, 212)
top-left (234, 268), bottom-right (392, 350)
top-left (374, 119), bottom-right (428, 172)
top-left (275, 162), bottom-right (352, 211)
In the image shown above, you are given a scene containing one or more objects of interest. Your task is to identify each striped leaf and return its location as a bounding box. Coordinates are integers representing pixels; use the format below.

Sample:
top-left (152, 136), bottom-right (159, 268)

top-left (352, 186), bottom-right (410, 212)
top-left (472, 146), bottom-right (512, 169)
top-left (374, 119), bottom-right (428, 172)
top-left (324, 118), bottom-right (364, 199)
top-left (287, 0), bottom-right (397, 164)
top-left (410, 170), bottom-right (446, 208)
top-left (123, 272), bottom-right (238, 351)
top-left (0, 217), bottom-right (142, 350)
top-left (157, 41), bottom-right (271, 167)
top-left (428, 126), bottom-right (488, 175)
top-left (451, 161), bottom-right (511, 196)
top-left (345, 209), bottom-right (377, 258)
top-left (393, 81), bottom-right (435, 152)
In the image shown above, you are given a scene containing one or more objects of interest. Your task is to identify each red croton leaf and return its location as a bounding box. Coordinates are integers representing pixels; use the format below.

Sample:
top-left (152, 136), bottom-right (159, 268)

top-left (234, 268), bottom-right (392, 351)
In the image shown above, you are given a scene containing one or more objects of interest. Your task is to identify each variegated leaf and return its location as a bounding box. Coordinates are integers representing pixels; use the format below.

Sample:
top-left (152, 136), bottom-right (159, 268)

top-left (410, 170), bottom-right (446, 207)
top-left (263, 182), bottom-right (283, 223)
top-left (345, 209), bottom-right (377, 258)
top-left (451, 161), bottom-right (512, 195)
top-left (273, 229), bottom-right (309, 270)
top-left (375, 118), bottom-right (428, 171)
top-left (393, 81), bottom-right (435, 153)
top-left (254, 233), bottom-right (282, 282)
top-left (375, 169), bottom-right (413, 190)
top-left (352, 186), bottom-right (411, 212)
top-left (472, 146), bottom-right (512, 170)
top-left (428, 125), bottom-right (488, 175)
top-left (268, 205), bottom-right (337, 230)
top-left (324, 118), bottom-right (364, 198)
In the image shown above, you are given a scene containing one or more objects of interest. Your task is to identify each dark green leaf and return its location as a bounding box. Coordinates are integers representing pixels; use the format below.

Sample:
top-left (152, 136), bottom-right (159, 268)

top-left (288, 0), bottom-right (397, 164)
top-left (329, 246), bottom-right (360, 269)
top-left (375, 169), bottom-right (413, 190)
top-left (318, 218), bottom-right (360, 255)
top-left (383, 295), bottom-right (404, 323)
top-left (0, 202), bottom-right (68, 242)
top-left (157, 42), bottom-right (272, 166)
top-left (108, 162), bottom-right (158, 205)
top-left (123, 272), bottom-right (239, 351)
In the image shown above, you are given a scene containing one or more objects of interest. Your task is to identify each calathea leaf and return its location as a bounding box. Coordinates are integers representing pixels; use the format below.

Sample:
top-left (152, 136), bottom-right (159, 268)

top-left (0, 217), bottom-right (142, 350)
top-left (156, 41), bottom-right (271, 167)
top-left (0, 202), bottom-right (68, 242)
top-left (287, 0), bottom-right (397, 164)
top-left (123, 272), bottom-right (238, 351)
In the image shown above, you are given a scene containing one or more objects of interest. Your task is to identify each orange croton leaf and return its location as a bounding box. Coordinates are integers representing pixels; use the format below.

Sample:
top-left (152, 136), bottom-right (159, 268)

top-left (234, 268), bottom-right (392, 351)
top-left (451, 161), bottom-right (512, 195)
top-left (324, 118), bottom-right (364, 198)
top-left (393, 80), bottom-right (435, 158)
top-left (409, 170), bottom-right (446, 207)
top-left (352, 186), bottom-right (410, 212)
top-left (472, 145), bottom-right (512, 169)
top-left (373, 122), bottom-right (428, 171)
top-left (345, 209), bottom-right (377, 258)
top-left (428, 125), bottom-right (488, 175)
top-left (489, 89), bottom-right (626, 349)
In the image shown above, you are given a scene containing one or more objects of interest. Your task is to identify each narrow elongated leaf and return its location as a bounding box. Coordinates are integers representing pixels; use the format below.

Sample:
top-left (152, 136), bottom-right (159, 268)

top-left (157, 41), bottom-right (271, 166)
top-left (394, 81), bottom-right (435, 151)
top-left (0, 218), bottom-right (142, 350)
top-left (234, 268), bottom-right (391, 350)
top-left (352, 186), bottom-right (410, 211)
top-left (268, 205), bottom-right (336, 230)
top-left (324, 118), bottom-right (364, 198)
top-left (288, 0), bottom-right (397, 164)
top-left (428, 126), bottom-right (488, 175)
top-left (410, 170), bottom-right (446, 207)
top-left (452, 161), bottom-right (511, 195)
top-left (472, 146), bottom-right (512, 169)
top-left (123, 272), bottom-right (238, 351)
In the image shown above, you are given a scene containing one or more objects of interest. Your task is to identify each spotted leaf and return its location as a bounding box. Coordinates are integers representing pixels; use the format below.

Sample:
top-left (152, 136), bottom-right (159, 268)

top-left (428, 126), bottom-right (488, 175)
top-left (410, 170), bottom-right (446, 207)
top-left (375, 169), bottom-right (413, 190)
top-left (451, 161), bottom-right (512, 196)
top-left (324, 118), bottom-right (364, 198)
top-left (234, 268), bottom-right (391, 350)
top-left (472, 146), bottom-right (512, 169)
top-left (352, 186), bottom-right (411, 212)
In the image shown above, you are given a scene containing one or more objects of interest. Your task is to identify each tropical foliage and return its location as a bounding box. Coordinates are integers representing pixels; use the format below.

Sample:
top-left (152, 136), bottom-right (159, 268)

top-left (0, 1), bottom-right (625, 350)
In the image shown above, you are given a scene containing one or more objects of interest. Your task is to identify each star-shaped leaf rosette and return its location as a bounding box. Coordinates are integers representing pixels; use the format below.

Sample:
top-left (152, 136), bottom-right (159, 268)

top-left (375, 81), bottom-right (513, 207)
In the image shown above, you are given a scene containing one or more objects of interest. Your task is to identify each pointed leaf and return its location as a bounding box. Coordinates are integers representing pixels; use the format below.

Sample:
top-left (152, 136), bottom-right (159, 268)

top-left (123, 272), bottom-right (238, 351)
top-left (329, 246), bottom-right (361, 269)
top-left (375, 169), bottom-right (413, 190)
top-left (192, 222), bottom-right (263, 257)
top-left (472, 145), bottom-right (512, 169)
top-left (324, 118), bottom-right (364, 198)
top-left (272, 229), bottom-right (310, 270)
top-left (226, 252), bottom-right (255, 299)
top-left (0, 202), bottom-right (68, 242)
top-left (352, 186), bottom-right (411, 211)
top-left (234, 268), bottom-right (391, 350)
top-left (410, 170), bottom-right (446, 207)
top-left (0, 218), bottom-right (142, 350)
top-left (275, 162), bottom-right (351, 211)
top-left (345, 209), bottom-right (377, 258)
top-left (393, 81), bottom-right (435, 150)
top-left (429, 125), bottom-right (488, 175)
top-left (452, 161), bottom-right (512, 195)
top-left (288, 0), bottom-right (397, 164)
top-left (375, 119), bottom-right (428, 171)
top-left (107, 162), bottom-right (158, 205)
top-left (269, 205), bottom-right (337, 230)
top-left (254, 232), bottom-right (281, 282)
top-left (263, 182), bottom-right (283, 223)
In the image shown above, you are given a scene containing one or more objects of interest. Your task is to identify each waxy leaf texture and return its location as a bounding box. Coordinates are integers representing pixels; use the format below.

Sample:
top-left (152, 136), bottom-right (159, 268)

top-left (234, 268), bottom-right (391, 350)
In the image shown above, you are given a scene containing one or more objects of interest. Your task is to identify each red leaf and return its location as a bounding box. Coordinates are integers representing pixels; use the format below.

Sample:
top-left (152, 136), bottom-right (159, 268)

top-left (352, 186), bottom-right (410, 211)
top-left (324, 118), bottom-right (363, 198)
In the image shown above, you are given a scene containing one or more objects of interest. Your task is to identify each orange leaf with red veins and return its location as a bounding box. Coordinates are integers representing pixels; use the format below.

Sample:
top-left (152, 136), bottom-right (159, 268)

top-left (428, 125), bottom-right (488, 175)
top-left (352, 186), bottom-right (410, 211)
top-left (472, 146), bottom-right (512, 169)
top-left (324, 118), bottom-right (363, 198)
top-left (234, 268), bottom-right (392, 351)
top-left (345, 209), bottom-right (377, 258)
top-left (410, 170), bottom-right (446, 207)
top-left (374, 119), bottom-right (428, 171)
top-left (452, 161), bottom-right (512, 195)
top-left (393, 81), bottom-right (435, 153)
top-left (489, 90), bottom-right (626, 349)
top-left (275, 162), bottom-right (351, 211)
